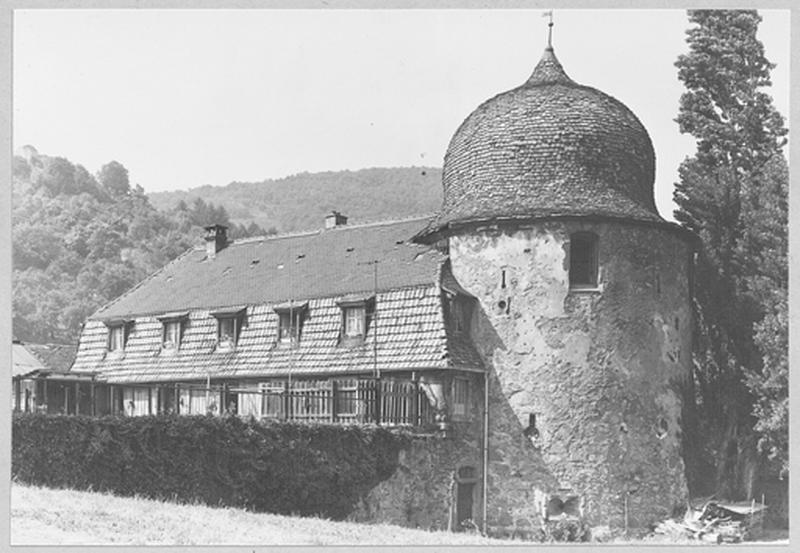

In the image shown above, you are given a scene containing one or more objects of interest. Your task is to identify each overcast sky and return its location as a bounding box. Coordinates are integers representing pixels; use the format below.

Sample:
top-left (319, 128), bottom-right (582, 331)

top-left (13, 9), bottom-right (790, 220)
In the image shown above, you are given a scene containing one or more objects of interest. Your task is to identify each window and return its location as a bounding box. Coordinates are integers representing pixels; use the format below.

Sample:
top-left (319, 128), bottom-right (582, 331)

top-left (569, 232), bottom-right (599, 288)
top-left (218, 317), bottom-right (237, 349)
top-left (344, 306), bottom-right (366, 337)
top-left (260, 381), bottom-right (285, 418)
top-left (337, 295), bottom-right (373, 343)
top-left (122, 387), bottom-right (151, 416)
top-left (237, 384), bottom-right (261, 418)
top-left (109, 326), bottom-right (125, 352)
top-left (274, 302), bottom-right (308, 344)
top-left (158, 312), bottom-right (188, 350)
top-left (448, 295), bottom-right (472, 333)
top-left (163, 321), bottom-right (181, 349)
top-left (211, 307), bottom-right (246, 350)
top-left (275, 306), bottom-right (306, 343)
top-left (105, 319), bottom-right (132, 352)
top-left (452, 377), bottom-right (470, 418)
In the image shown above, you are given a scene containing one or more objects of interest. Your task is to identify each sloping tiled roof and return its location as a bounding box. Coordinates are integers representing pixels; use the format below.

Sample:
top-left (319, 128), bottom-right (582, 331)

top-left (72, 284), bottom-right (483, 383)
top-left (73, 219), bottom-right (484, 382)
top-left (93, 217), bottom-right (441, 320)
top-left (12, 343), bottom-right (45, 378)
top-left (419, 47), bottom-right (664, 240)
top-left (12, 342), bottom-right (77, 376)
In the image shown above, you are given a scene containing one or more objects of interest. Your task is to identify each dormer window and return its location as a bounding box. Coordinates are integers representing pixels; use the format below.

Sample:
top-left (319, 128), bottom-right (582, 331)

top-left (218, 318), bottom-right (237, 349)
top-left (337, 295), bottom-right (374, 342)
top-left (157, 311), bottom-right (189, 350)
top-left (164, 321), bottom-right (180, 348)
top-left (109, 326), bottom-right (125, 352)
top-left (211, 307), bottom-right (246, 350)
top-left (104, 318), bottom-right (132, 353)
top-left (273, 301), bottom-right (309, 344)
top-left (344, 306), bottom-right (365, 337)
top-left (569, 232), bottom-right (599, 289)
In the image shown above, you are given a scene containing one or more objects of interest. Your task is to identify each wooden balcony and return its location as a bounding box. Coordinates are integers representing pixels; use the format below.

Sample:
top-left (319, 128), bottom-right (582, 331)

top-left (230, 378), bottom-right (436, 426)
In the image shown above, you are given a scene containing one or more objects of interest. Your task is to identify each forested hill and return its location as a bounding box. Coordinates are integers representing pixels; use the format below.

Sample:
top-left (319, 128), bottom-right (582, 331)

top-left (147, 167), bottom-right (443, 234)
top-left (12, 147), bottom-right (273, 344)
top-left (12, 148), bottom-right (442, 344)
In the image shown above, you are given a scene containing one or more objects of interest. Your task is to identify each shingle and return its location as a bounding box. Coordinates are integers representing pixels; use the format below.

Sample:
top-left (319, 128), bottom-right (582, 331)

top-left (93, 217), bottom-right (442, 320)
top-left (72, 279), bottom-right (485, 383)
top-left (416, 47), bottom-right (671, 241)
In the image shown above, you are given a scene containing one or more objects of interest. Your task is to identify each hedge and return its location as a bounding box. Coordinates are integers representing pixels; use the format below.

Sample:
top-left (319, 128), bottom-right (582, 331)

top-left (12, 413), bottom-right (410, 519)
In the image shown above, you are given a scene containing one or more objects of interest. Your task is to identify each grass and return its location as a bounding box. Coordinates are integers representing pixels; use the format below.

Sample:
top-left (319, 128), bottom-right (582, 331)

top-left (10, 482), bottom-right (518, 546)
top-left (11, 482), bottom-right (789, 546)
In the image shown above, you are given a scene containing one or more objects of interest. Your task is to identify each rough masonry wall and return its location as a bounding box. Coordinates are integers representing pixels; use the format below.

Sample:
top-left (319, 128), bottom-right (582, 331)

top-left (449, 221), bottom-right (692, 528)
top-left (355, 379), bottom-right (558, 535)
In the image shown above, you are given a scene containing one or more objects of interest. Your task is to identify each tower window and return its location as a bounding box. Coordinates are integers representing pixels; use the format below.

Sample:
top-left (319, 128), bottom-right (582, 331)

top-left (569, 232), bottom-right (599, 288)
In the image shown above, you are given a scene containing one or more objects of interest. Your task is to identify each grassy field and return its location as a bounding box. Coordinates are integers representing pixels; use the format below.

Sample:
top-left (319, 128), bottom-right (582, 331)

top-left (10, 482), bottom-right (517, 546)
top-left (10, 482), bottom-right (789, 546)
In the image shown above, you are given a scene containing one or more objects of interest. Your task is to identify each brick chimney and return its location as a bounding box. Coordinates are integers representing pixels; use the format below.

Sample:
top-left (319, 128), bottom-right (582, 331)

top-left (204, 224), bottom-right (228, 258)
top-left (324, 211), bottom-right (348, 229)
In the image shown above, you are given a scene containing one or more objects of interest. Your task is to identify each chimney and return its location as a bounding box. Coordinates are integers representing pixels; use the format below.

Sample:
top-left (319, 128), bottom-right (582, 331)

top-left (204, 224), bottom-right (228, 258)
top-left (324, 211), bottom-right (348, 229)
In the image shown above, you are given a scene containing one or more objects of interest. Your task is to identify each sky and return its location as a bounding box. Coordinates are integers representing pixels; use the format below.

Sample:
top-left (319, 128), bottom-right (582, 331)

top-left (13, 9), bottom-right (791, 221)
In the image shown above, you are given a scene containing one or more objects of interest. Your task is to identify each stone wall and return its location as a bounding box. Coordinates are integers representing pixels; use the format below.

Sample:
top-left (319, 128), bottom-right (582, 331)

top-left (354, 374), bottom-right (558, 535)
top-left (448, 220), bottom-right (693, 528)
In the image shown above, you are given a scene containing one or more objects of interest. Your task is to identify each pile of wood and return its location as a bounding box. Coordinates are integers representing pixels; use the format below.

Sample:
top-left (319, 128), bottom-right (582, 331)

top-left (653, 499), bottom-right (767, 544)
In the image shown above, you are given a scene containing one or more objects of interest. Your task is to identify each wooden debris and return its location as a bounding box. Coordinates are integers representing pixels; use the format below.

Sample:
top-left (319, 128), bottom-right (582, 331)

top-left (652, 499), bottom-right (766, 543)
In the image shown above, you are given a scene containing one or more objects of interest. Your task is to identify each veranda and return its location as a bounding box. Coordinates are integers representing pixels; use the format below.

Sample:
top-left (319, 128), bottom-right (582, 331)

top-left (12, 371), bottom-right (443, 427)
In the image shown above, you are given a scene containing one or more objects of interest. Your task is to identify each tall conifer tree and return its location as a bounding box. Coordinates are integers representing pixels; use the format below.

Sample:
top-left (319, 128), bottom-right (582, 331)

top-left (674, 9), bottom-right (787, 496)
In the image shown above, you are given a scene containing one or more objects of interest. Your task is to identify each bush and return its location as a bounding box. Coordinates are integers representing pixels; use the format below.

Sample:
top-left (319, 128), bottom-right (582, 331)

top-left (12, 413), bottom-right (410, 519)
top-left (538, 518), bottom-right (591, 542)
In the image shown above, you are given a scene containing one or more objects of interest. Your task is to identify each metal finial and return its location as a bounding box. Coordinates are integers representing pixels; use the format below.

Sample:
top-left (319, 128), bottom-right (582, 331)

top-left (542, 10), bottom-right (554, 49)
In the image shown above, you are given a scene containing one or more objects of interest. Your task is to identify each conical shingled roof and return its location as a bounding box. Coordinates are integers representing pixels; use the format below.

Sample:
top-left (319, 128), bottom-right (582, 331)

top-left (419, 46), bottom-right (663, 239)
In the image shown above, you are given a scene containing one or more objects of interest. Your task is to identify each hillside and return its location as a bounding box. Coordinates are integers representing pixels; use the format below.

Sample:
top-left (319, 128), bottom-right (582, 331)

top-left (147, 166), bottom-right (443, 233)
top-left (12, 147), bottom-right (269, 344)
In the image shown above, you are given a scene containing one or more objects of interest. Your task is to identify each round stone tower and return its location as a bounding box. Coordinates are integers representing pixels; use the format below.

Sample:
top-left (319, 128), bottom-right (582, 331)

top-left (417, 46), bottom-right (697, 528)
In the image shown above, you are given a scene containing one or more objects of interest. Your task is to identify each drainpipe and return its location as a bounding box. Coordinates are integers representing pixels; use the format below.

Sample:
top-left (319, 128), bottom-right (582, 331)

top-left (482, 370), bottom-right (489, 535)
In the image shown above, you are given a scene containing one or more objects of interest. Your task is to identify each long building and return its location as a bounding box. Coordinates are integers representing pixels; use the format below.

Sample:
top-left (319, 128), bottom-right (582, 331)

top-left (17, 40), bottom-right (697, 534)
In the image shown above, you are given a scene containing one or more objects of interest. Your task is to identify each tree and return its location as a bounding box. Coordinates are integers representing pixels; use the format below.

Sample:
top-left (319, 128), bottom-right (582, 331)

top-left (674, 9), bottom-right (788, 497)
top-left (740, 155), bottom-right (788, 477)
top-left (98, 161), bottom-right (130, 197)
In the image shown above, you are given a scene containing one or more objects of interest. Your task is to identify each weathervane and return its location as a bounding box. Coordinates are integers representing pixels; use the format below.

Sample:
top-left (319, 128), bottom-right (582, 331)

top-left (542, 10), bottom-right (554, 48)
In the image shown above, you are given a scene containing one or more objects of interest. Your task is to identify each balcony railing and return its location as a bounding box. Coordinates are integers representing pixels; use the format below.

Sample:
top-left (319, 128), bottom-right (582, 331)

top-left (230, 378), bottom-right (435, 426)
